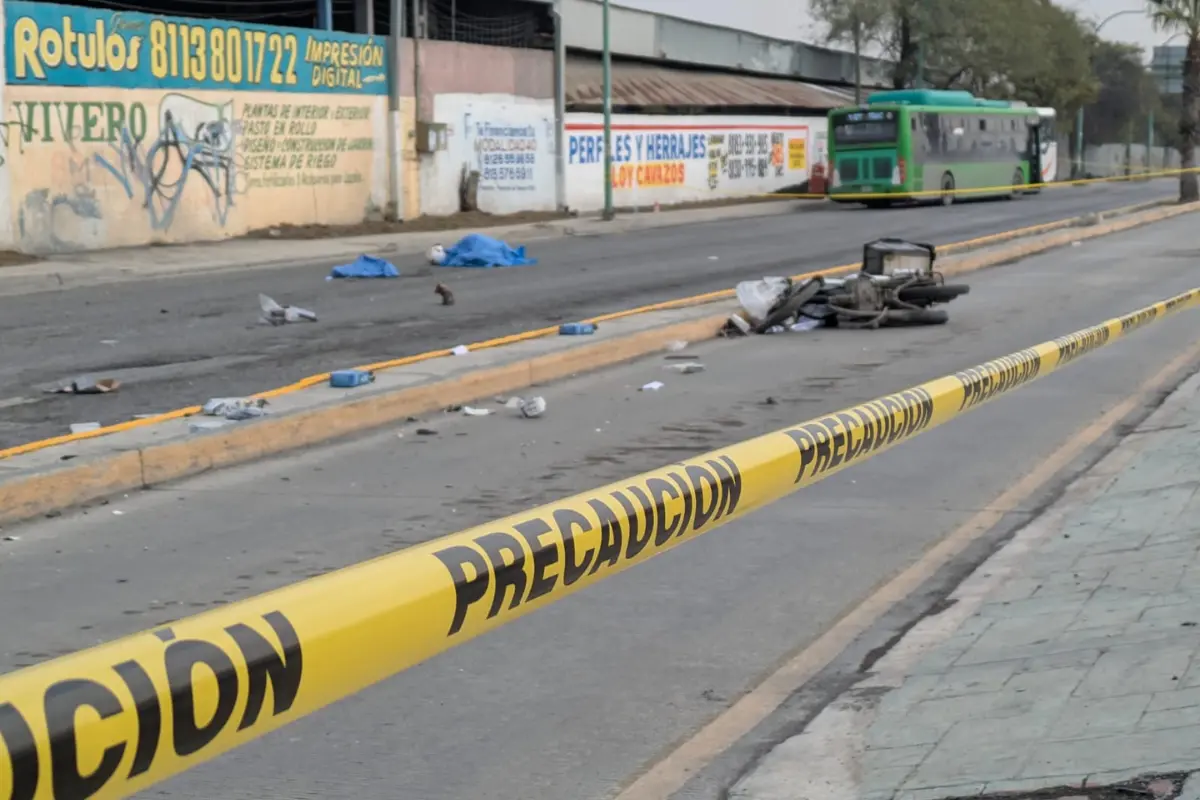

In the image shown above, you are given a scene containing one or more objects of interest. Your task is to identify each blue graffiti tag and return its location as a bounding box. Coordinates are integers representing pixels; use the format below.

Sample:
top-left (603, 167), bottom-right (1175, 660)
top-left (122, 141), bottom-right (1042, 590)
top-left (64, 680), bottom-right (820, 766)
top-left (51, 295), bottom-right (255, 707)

top-left (95, 111), bottom-right (238, 231)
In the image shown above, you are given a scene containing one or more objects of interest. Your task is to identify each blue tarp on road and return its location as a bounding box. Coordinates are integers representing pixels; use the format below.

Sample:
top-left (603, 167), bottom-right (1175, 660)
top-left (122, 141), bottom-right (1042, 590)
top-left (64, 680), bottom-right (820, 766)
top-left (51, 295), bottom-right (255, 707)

top-left (328, 254), bottom-right (401, 279)
top-left (438, 234), bottom-right (537, 268)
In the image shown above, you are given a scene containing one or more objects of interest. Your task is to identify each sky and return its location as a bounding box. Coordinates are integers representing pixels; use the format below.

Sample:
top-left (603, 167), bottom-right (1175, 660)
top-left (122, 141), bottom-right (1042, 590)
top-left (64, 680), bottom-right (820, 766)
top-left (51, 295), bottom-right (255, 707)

top-left (611, 0), bottom-right (1168, 60)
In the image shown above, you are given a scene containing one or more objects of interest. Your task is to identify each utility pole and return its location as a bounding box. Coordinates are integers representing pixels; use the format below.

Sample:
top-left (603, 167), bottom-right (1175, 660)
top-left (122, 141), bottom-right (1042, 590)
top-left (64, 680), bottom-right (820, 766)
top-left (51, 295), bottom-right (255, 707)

top-left (552, 0), bottom-right (567, 211)
top-left (853, 8), bottom-right (862, 103)
top-left (601, 0), bottom-right (614, 220)
top-left (387, 0), bottom-right (407, 221)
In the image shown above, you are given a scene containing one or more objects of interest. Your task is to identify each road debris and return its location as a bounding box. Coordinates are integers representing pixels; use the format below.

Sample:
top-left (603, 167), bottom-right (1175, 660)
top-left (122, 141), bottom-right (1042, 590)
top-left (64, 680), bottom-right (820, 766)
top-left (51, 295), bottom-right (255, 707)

top-left (259, 294), bottom-right (318, 325)
top-left (641, 381), bottom-right (665, 392)
top-left (435, 283), bottom-right (455, 306)
top-left (202, 397), bottom-right (269, 419)
top-left (559, 322), bottom-right (596, 335)
top-left (329, 369), bottom-right (375, 388)
top-left (69, 422), bottom-right (102, 434)
top-left (462, 406), bottom-right (491, 417)
top-left (521, 396), bottom-right (547, 418)
top-left (416, 428), bottom-right (439, 436)
top-left (434, 233), bottom-right (537, 267)
top-left (667, 363), bottom-right (706, 374)
top-left (503, 397), bottom-right (525, 410)
top-left (451, 345), bottom-right (470, 356)
top-left (665, 340), bottom-right (689, 352)
top-left (47, 376), bottom-right (121, 395)
top-left (327, 254), bottom-right (400, 279)
top-left (726, 313), bottom-right (752, 336)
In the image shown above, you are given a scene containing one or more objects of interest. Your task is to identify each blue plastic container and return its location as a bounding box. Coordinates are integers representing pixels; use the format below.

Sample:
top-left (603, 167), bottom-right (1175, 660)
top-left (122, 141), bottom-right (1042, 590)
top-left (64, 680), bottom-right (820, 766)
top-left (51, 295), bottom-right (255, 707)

top-left (559, 323), bottom-right (597, 336)
top-left (330, 369), bottom-right (375, 388)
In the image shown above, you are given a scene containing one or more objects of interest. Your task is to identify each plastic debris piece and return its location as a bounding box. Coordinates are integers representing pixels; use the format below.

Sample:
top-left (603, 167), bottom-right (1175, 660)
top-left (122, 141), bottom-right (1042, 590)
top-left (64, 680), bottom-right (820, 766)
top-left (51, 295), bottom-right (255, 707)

top-left (667, 363), bottom-right (706, 374)
top-left (735, 277), bottom-right (790, 324)
top-left (330, 369), bottom-right (375, 388)
top-left (559, 322), bottom-right (596, 335)
top-left (203, 397), bottom-right (268, 418)
top-left (641, 381), bottom-right (665, 392)
top-left (451, 345), bottom-right (470, 356)
top-left (504, 397), bottom-right (524, 409)
top-left (521, 396), bottom-right (547, 418)
top-left (665, 340), bottom-right (689, 352)
top-left (48, 376), bottom-right (121, 395)
top-left (112, 510), bottom-right (124, 516)
top-left (328, 254), bottom-right (400, 279)
top-left (259, 294), bottom-right (317, 325)
top-left (224, 406), bottom-right (269, 421)
top-left (429, 244), bottom-right (446, 265)
top-left (69, 422), bottom-right (102, 434)
top-left (462, 406), bottom-right (491, 417)
top-left (790, 318), bottom-right (822, 332)
top-left (727, 313), bottom-right (752, 335)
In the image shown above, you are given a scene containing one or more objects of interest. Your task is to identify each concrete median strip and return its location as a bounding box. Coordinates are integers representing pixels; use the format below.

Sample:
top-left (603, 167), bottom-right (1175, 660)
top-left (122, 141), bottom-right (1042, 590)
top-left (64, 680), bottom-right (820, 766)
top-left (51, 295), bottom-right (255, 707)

top-left (0, 200), bottom-right (1195, 527)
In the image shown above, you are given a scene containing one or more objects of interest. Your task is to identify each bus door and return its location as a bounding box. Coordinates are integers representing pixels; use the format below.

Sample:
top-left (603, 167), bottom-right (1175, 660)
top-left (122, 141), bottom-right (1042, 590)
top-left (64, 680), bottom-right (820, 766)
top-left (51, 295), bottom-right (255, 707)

top-left (1026, 116), bottom-right (1044, 193)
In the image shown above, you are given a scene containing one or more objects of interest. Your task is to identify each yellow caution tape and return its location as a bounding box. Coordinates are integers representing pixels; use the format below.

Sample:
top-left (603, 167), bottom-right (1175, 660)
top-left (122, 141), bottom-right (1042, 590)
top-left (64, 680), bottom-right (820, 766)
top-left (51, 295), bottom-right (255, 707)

top-left (2, 287), bottom-right (1199, 799)
top-left (774, 164), bottom-right (1200, 201)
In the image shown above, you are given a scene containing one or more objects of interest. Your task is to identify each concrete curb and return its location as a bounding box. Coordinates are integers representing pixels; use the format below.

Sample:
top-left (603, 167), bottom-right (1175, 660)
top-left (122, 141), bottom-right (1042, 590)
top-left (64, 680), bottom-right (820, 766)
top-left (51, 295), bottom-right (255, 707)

top-left (0, 313), bottom-right (729, 525)
top-left (0, 200), bottom-right (1195, 526)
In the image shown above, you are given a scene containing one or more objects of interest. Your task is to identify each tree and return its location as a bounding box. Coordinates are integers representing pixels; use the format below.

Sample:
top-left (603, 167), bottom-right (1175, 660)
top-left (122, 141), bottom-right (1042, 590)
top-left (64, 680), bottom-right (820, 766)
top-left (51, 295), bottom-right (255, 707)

top-left (808, 0), bottom-right (1097, 114)
top-left (1082, 42), bottom-right (1161, 149)
top-left (1148, 0), bottom-right (1200, 202)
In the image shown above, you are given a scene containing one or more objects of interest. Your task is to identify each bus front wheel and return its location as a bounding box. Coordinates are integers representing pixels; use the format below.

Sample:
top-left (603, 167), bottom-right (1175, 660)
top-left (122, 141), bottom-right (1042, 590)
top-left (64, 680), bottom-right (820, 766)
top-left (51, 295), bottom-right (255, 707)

top-left (940, 173), bottom-right (955, 206)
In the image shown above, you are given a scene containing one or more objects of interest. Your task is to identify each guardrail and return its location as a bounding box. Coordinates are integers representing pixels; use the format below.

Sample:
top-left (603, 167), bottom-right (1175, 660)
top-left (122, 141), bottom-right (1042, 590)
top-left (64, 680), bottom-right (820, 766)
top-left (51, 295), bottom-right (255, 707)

top-left (1, 287), bottom-right (1198, 799)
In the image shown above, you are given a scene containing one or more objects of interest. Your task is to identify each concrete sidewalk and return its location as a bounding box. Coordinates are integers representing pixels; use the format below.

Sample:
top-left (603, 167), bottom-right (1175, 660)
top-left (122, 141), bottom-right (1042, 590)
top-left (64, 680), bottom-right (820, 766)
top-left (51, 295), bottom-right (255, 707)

top-left (0, 199), bottom-right (814, 294)
top-left (731, 370), bottom-right (1200, 800)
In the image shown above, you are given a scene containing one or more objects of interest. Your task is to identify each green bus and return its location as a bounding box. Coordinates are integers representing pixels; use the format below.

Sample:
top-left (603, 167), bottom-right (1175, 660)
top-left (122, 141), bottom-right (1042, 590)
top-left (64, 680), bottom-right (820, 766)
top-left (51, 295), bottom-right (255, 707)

top-left (827, 89), bottom-right (1055, 207)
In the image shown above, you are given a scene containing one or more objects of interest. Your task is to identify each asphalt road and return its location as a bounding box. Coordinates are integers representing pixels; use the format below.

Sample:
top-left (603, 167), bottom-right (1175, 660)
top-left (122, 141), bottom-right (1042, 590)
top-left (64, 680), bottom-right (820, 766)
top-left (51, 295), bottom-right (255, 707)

top-left (0, 180), bottom-right (1172, 448)
top-left (1, 213), bottom-right (1199, 799)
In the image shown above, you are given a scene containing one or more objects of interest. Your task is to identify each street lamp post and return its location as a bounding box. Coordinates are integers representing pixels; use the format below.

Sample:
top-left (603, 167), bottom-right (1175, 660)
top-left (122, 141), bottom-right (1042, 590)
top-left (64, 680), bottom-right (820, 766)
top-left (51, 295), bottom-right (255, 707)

top-left (1077, 9), bottom-right (1146, 177)
top-left (601, 0), bottom-right (614, 221)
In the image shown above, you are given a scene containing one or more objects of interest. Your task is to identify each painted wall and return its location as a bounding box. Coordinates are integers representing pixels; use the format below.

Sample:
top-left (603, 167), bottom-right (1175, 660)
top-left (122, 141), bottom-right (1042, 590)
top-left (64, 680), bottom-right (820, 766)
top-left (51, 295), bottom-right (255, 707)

top-left (420, 93), bottom-right (556, 216)
top-left (565, 113), bottom-right (828, 212)
top-left (3, 1), bottom-right (391, 254)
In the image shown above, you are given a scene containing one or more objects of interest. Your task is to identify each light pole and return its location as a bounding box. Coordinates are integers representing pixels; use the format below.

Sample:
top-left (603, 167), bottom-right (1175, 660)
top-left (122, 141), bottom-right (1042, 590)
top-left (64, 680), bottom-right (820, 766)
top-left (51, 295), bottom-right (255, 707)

top-left (601, 0), bottom-right (614, 221)
top-left (1077, 8), bottom-right (1145, 177)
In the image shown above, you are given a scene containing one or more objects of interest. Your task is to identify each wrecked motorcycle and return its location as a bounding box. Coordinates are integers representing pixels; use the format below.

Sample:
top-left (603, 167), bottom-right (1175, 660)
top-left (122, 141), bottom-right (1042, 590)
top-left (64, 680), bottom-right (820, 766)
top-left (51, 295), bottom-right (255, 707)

top-left (734, 238), bottom-right (970, 333)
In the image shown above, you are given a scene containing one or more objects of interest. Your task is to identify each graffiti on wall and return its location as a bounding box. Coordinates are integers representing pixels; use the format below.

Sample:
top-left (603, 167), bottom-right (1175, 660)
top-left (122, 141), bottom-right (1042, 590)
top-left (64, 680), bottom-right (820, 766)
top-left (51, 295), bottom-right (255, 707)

top-left (4, 1), bottom-right (388, 253)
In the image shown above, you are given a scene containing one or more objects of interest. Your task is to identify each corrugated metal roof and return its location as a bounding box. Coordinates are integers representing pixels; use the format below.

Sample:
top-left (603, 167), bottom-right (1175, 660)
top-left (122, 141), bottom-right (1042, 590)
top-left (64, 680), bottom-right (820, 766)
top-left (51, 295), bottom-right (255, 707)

top-left (566, 57), bottom-right (854, 111)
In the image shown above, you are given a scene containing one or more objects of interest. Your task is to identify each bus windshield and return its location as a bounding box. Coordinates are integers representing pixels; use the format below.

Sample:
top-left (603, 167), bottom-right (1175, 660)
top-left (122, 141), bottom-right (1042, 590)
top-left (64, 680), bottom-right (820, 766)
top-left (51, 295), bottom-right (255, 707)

top-left (832, 109), bottom-right (899, 146)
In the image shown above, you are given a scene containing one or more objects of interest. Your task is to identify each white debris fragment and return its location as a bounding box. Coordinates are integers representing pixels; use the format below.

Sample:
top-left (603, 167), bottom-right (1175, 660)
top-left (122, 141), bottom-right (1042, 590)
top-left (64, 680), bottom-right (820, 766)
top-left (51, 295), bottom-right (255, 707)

top-left (667, 363), bottom-right (706, 374)
top-left (641, 381), bottom-right (665, 392)
top-left (451, 345), bottom-right (470, 356)
top-left (521, 396), bottom-right (547, 418)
